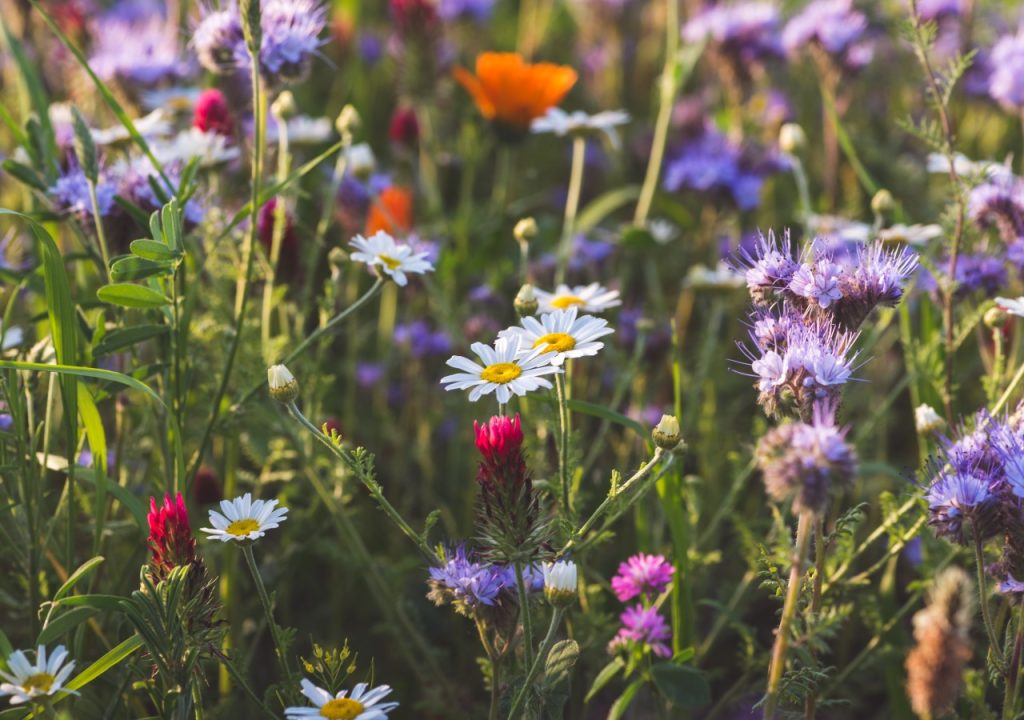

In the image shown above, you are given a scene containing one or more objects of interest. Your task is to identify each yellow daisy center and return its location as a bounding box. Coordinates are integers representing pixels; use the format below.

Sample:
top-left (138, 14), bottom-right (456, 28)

top-left (23, 672), bottom-right (54, 693)
top-left (226, 518), bottom-right (260, 537)
top-left (532, 332), bottom-right (576, 353)
top-left (550, 295), bottom-right (585, 309)
top-left (379, 254), bottom-right (402, 270)
top-left (479, 362), bottom-right (522, 384)
top-left (320, 698), bottom-right (365, 720)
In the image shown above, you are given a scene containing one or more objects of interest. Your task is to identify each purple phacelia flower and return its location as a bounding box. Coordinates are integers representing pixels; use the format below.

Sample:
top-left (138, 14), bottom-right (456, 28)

top-left (756, 405), bottom-right (857, 513)
top-left (989, 33), bottom-right (1024, 111)
top-left (50, 164), bottom-right (116, 219)
top-left (789, 259), bottom-right (843, 309)
top-left (737, 229), bottom-right (798, 305)
top-left (394, 321), bottom-right (452, 358)
top-left (259, 0), bottom-right (327, 83)
top-left (193, 5), bottom-right (248, 74)
top-left (438, 0), bottom-right (495, 22)
top-left (682, 2), bottom-right (783, 69)
top-left (608, 605), bottom-right (672, 658)
top-left (925, 470), bottom-right (995, 544)
top-left (90, 14), bottom-right (189, 85)
top-left (611, 553), bottom-right (675, 602)
top-left (427, 545), bottom-right (508, 615)
top-left (968, 174), bottom-right (1024, 243)
top-left (782, 0), bottom-right (867, 58)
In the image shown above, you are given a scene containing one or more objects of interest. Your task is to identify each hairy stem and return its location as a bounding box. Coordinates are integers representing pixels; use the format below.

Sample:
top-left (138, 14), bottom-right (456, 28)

top-left (506, 608), bottom-right (565, 719)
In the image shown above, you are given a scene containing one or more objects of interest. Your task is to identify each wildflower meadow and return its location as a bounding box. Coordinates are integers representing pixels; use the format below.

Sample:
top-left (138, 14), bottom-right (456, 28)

top-left (3, 0), bottom-right (1024, 717)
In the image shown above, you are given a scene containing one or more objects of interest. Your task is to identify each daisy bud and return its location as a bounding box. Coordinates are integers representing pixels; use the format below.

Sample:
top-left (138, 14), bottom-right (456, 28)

top-left (514, 217), bottom-right (538, 244)
top-left (346, 143), bottom-right (376, 180)
top-left (652, 414), bottom-right (682, 450)
top-left (514, 284), bottom-right (539, 317)
top-left (778, 123), bottom-right (805, 154)
top-left (335, 104), bottom-right (360, 137)
top-left (543, 560), bottom-right (578, 607)
top-left (871, 189), bottom-right (895, 216)
top-left (984, 306), bottom-right (1009, 329)
top-left (268, 364), bottom-right (298, 402)
top-left (914, 404), bottom-right (945, 435)
top-left (271, 90), bottom-right (297, 120)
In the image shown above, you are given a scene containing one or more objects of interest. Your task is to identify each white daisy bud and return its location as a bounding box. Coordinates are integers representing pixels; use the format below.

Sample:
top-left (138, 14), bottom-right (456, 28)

top-left (268, 364), bottom-right (298, 403)
top-left (543, 560), bottom-right (578, 607)
top-left (779, 123), bottom-right (806, 154)
top-left (514, 217), bottom-right (538, 243)
top-left (335, 104), bottom-right (360, 137)
top-left (652, 414), bottom-right (683, 450)
top-left (914, 404), bottom-right (945, 435)
top-left (346, 143), bottom-right (376, 180)
top-left (871, 189), bottom-right (894, 216)
top-left (985, 306), bottom-right (1010, 329)
top-left (271, 91), bottom-right (297, 120)
top-left (514, 284), bottom-right (539, 317)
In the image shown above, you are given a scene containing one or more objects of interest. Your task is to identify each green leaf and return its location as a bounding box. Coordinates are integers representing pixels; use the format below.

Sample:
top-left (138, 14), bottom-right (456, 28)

top-left (1, 159), bottom-right (48, 192)
top-left (0, 360), bottom-right (165, 407)
top-left (54, 556), bottom-right (104, 601)
top-left (62, 634), bottom-right (145, 694)
top-left (77, 384), bottom-right (107, 549)
top-left (576, 185), bottom-right (641, 234)
top-left (650, 663), bottom-right (711, 709)
top-left (607, 678), bottom-right (644, 720)
top-left (110, 256), bottom-right (175, 282)
top-left (585, 657), bottom-right (624, 702)
top-left (566, 399), bottom-right (650, 441)
top-left (0, 13), bottom-right (56, 178)
top-left (70, 105), bottom-right (98, 182)
top-left (37, 607), bottom-right (98, 646)
top-left (93, 324), bottom-right (168, 356)
top-left (130, 239), bottom-right (179, 261)
top-left (55, 594), bottom-right (125, 612)
top-left (96, 283), bottom-right (171, 308)
top-left (74, 469), bottom-right (148, 531)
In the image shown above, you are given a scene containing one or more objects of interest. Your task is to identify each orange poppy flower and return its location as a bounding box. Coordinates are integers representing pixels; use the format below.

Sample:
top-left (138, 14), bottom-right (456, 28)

top-left (453, 52), bottom-right (577, 134)
top-left (365, 185), bottom-right (414, 236)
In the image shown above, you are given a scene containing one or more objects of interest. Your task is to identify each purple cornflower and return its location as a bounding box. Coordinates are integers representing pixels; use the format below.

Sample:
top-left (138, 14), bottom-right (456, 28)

top-left (782, 0), bottom-right (867, 58)
top-left (50, 162), bottom-right (116, 219)
top-left (438, 0), bottom-right (495, 22)
top-left (611, 553), bottom-right (675, 602)
top-left (90, 14), bottom-right (188, 85)
top-left (260, 0), bottom-right (327, 83)
top-left (989, 33), bottom-right (1024, 111)
top-left (682, 2), bottom-right (783, 68)
top-left (427, 545), bottom-right (508, 615)
top-left (608, 605), bottom-right (672, 658)
top-left (756, 405), bottom-right (857, 513)
top-left (662, 128), bottom-right (786, 210)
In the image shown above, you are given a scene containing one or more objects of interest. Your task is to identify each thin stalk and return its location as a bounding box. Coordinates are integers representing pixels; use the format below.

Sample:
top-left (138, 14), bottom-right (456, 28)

top-left (763, 510), bottom-right (814, 720)
top-left (188, 67), bottom-right (266, 481)
top-left (514, 562), bottom-right (535, 668)
top-left (975, 529), bottom-right (1006, 673)
top-left (555, 372), bottom-right (572, 518)
top-left (555, 136), bottom-right (586, 285)
top-left (633, 0), bottom-right (679, 226)
top-left (1005, 609), bottom-right (1024, 720)
top-left (803, 517), bottom-right (826, 720)
top-left (506, 608), bottom-right (566, 719)
top-left (86, 181), bottom-right (112, 281)
top-left (260, 109), bottom-right (292, 358)
top-left (241, 543), bottom-right (293, 680)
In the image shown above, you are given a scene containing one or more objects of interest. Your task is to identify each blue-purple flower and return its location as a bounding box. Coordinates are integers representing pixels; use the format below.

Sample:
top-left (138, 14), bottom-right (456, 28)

top-left (989, 33), bottom-right (1024, 111)
top-left (682, 2), bottom-right (783, 70)
top-left (50, 164), bottom-right (116, 219)
top-left (427, 545), bottom-right (508, 615)
top-left (90, 14), bottom-right (189, 86)
top-left (782, 0), bottom-right (873, 71)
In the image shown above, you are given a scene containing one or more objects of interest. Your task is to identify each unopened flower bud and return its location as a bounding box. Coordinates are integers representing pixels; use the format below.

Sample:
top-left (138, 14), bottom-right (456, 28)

top-left (914, 404), bottom-right (945, 435)
top-left (779, 123), bottom-right (805, 154)
top-left (514, 217), bottom-right (538, 244)
top-left (267, 364), bottom-right (298, 402)
top-left (871, 189), bottom-right (895, 216)
top-left (271, 90), bottom-right (297, 120)
top-left (346, 143), bottom-right (376, 180)
top-left (652, 414), bottom-right (682, 450)
top-left (335, 104), bottom-right (360, 137)
top-left (985, 306), bottom-right (1009, 329)
top-left (514, 284), bottom-right (539, 316)
top-left (543, 560), bottom-right (578, 607)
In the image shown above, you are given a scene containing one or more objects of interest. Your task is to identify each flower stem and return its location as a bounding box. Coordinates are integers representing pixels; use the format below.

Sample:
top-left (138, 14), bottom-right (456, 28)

top-left (1004, 608), bottom-right (1024, 720)
top-left (260, 106), bottom-right (292, 358)
top-left (555, 372), bottom-right (572, 518)
top-left (86, 181), bottom-right (112, 282)
top-left (974, 529), bottom-right (1006, 673)
top-left (506, 608), bottom-right (565, 719)
top-left (555, 136), bottom-right (586, 286)
top-left (763, 509), bottom-right (813, 720)
top-left (514, 562), bottom-right (535, 669)
top-left (633, 0), bottom-right (679, 227)
top-left (241, 543), bottom-right (293, 681)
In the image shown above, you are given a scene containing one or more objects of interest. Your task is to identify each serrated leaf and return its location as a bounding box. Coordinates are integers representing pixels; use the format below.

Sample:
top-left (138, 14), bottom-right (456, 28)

top-left (97, 283), bottom-right (170, 308)
top-left (585, 657), bottom-right (624, 702)
top-left (650, 663), bottom-right (711, 709)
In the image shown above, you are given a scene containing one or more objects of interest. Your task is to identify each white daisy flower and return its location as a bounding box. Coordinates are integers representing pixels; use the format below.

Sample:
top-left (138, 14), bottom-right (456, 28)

top-left (349, 231), bottom-right (434, 287)
top-left (805, 214), bottom-right (871, 244)
top-left (265, 115), bottom-right (335, 145)
top-left (499, 307), bottom-right (613, 366)
top-left (534, 283), bottom-right (621, 314)
top-left (531, 108), bottom-right (630, 146)
top-left (0, 645), bottom-right (77, 705)
top-left (926, 152), bottom-right (1011, 181)
top-left (346, 143), bottom-right (376, 178)
top-left (543, 560), bottom-right (578, 606)
top-left (201, 493), bottom-right (288, 543)
top-left (914, 404), bottom-right (945, 434)
top-left (996, 296), bottom-right (1024, 317)
top-left (441, 336), bottom-right (562, 403)
top-left (91, 109), bottom-right (173, 145)
top-left (152, 127), bottom-right (241, 167)
top-left (877, 224), bottom-right (944, 246)
top-left (284, 679), bottom-right (398, 719)
top-left (684, 262), bottom-right (746, 291)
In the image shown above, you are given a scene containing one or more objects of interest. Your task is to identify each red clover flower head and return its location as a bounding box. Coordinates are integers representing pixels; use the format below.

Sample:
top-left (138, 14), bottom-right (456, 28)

top-left (147, 493), bottom-right (197, 579)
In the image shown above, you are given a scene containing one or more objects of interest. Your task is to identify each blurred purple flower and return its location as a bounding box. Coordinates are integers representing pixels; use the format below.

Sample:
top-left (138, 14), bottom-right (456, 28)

top-left (682, 2), bottom-right (783, 67)
top-left (356, 362), bottom-right (385, 388)
top-left (608, 605), bottom-right (672, 657)
top-left (611, 553), bottom-right (675, 602)
top-left (90, 13), bottom-right (188, 85)
top-left (394, 321), bottom-right (452, 358)
top-left (438, 0), bottom-right (494, 22)
top-left (50, 164), bottom-right (115, 218)
top-left (990, 33), bottom-right (1024, 111)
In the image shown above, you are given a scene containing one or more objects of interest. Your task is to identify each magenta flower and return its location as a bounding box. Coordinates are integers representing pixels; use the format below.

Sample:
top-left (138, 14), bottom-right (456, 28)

top-left (611, 553), bottom-right (675, 602)
top-left (608, 604), bottom-right (672, 658)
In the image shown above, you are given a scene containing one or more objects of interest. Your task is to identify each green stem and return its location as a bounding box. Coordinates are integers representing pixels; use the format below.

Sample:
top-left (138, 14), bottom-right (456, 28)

top-left (763, 510), bottom-right (813, 720)
top-left (1005, 609), bottom-right (1024, 720)
top-left (555, 372), bottom-right (572, 518)
top-left (514, 562), bottom-right (535, 669)
top-left (287, 401), bottom-right (434, 559)
top-left (261, 108), bottom-right (292, 358)
top-left (975, 529), bottom-right (1006, 673)
top-left (86, 181), bottom-right (112, 282)
top-left (633, 0), bottom-right (679, 226)
top-left (555, 136), bottom-right (586, 285)
top-left (506, 608), bottom-right (565, 719)
top-left (241, 543), bottom-right (293, 681)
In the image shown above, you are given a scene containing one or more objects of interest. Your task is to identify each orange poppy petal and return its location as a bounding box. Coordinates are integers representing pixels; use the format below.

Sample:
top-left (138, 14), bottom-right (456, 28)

top-left (453, 65), bottom-right (496, 119)
top-left (365, 186), bottom-right (414, 236)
